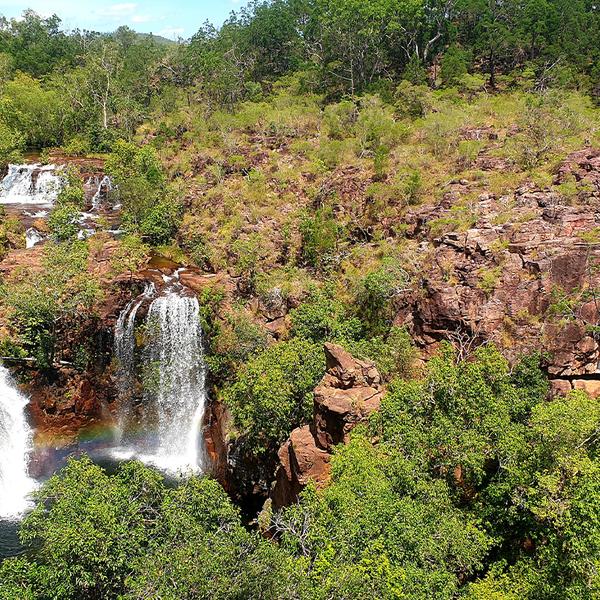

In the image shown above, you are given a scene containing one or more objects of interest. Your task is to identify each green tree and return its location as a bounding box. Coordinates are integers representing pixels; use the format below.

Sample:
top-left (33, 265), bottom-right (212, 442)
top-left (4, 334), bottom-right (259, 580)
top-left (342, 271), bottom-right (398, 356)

top-left (222, 337), bottom-right (325, 455)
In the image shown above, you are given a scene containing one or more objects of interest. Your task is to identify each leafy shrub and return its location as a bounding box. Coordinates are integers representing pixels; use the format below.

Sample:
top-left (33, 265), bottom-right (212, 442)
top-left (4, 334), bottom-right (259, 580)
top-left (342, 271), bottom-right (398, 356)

top-left (440, 46), bottom-right (471, 87)
top-left (48, 204), bottom-right (80, 242)
top-left (355, 258), bottom-right (410, 335)
top-left (290, 285), bottom-right (362, 343)
top-left (136, 200), bottom-right (181, 246)
top-left (323, 100), bottom-right (357, 139)
top-left (346, 326), bottom-right (417, 381)
top-left (222, 338), bottom-right (325, 455)
top-left (206, 307), bottom-right (269, 382)
top-left (230, 233), bottom-right (266, 295)
top-left (106, 140), bottom-right (179, 244)
top-left (299, 206), bottom-right (340, 271)
top-left (394, 80), bottom-right (433, 117)
top-left (62, 135), bottom-right (92, 156)
top-left (355, 95), bottom-right (407, 154)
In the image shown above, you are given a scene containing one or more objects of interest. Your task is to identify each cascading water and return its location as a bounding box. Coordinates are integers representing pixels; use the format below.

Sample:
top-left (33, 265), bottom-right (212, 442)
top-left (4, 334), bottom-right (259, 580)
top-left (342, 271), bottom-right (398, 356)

top-left (0, 164), bottom-right (63, 205)
top-left (91, 175), bottom-right (113, 210)
top-left (143, 291), bottom-right (207, 471)
top-left (0, 365), bottom-right (35, 518)
top-left (113, 283), bottom-right (155, 440)
top-left (113, 276), bottom-right (207, 473)
top-left (26, 227), bottom-right (44, 248)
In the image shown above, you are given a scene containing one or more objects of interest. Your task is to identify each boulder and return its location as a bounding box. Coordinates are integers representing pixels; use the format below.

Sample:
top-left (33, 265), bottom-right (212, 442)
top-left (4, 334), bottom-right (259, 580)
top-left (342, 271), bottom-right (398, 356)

top-left (271, 343), bottom-right (383, 509)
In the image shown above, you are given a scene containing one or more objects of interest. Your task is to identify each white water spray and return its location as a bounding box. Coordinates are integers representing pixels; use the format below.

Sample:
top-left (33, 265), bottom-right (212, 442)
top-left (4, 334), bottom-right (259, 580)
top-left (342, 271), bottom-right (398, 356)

top-left (91, 175), bottom-right (113, 210)
top-left (113, 280), bottom-right (207, 473)
top-left (0, 366), bottom-right (35, 518)
top-left (0, 164), bottom-right (63, 205)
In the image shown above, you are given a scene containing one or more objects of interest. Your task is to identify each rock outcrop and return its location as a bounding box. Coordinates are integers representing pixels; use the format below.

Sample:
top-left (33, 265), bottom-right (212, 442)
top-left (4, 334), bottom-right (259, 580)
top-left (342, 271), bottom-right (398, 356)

top-left (396, 149), bottom-right (600, 395)
top-left (271, 343), bottom-right (384, 509)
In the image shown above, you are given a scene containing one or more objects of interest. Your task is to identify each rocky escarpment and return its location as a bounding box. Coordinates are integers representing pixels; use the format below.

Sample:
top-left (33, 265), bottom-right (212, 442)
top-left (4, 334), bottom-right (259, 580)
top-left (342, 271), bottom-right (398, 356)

top-left (397, 148), bottom-right (600, 396)
top-left (271, 343), bottom-right (384, 509)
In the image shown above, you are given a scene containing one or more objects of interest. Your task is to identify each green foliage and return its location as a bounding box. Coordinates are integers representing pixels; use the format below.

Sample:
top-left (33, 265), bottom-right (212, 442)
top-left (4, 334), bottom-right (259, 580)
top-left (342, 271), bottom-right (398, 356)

top-left (0, 72), bottom-right (67, 147)
top-left (394, 81), bottom-right (432, 117)
top-left (504, 93), bottom-right (585, 169)
top-left (230, 233), bottom-right (265, 295)
top-left (106, 140), bottom-right (180, 245)
top-left (108, 234), bottom-right (150, 278)
top-left (323, 100), bottom-right (356, 139)
top-left (346, 325), bottom-right (417, 381)
top-left (290, 285), bottom-right (363, 343)
top-left (47, 167), bottom-right (86, 242)
top-left (206, 307), bottom-right (269, 382)
top-left (0, 210), bottom-right (24, 259)
top-left (299, 206), bottom-right (340, 271)
top-left (276, 435), bottom-right (490, 599)
top-left (0, 241), bottom-right (101, 368)
top-left (355, 258), bottom-right (410, 335)
top-left (440, 46), bottom-right (471, 87)
top-left (0, 457), bottom-right (299, 600)
top-left (222, 337), bottom-right (325, 455)
top-left (47, 204), bottom-right (80, 243)
top-left (0, 121), bottom-right (24, 167)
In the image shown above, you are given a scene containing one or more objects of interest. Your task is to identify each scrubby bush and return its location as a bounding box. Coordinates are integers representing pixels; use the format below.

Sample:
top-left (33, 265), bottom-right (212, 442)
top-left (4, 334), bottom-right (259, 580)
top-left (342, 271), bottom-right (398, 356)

top-left (222, 338), bottom-right (325, 455)
top-left (206, 307), bottom-right (270, 382)
top-left (106, 141), bottom-right (180, 245)
top-left (48, 204), bottom-right (80, 242)
top-left (323, 100), bottom-right (357, 139)
top-left (440, 46), bottom-right (471, 87)
top-left (346, 325), bottom-right (417, 381)
top-left (290, 285), bottom-right (362, 343)
top-left (394, 80), bottom-right (433, 117)
top-left (0, 241), bottom-right (101, 368)
top-left (299, 206), bottom-right (341, 271)
top-left (355, 258), bottom-right (410, 335)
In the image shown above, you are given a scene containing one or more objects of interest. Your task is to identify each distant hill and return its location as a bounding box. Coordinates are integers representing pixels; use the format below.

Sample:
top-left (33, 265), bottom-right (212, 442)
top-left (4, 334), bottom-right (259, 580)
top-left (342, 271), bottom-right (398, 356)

top-left (134, 32), bottom-right (180, 46)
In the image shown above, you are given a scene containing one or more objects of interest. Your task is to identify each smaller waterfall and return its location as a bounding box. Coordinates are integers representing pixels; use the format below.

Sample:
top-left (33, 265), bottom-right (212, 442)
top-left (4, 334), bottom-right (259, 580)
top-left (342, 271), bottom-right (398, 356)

top-left (113, 283), bottom-right (155, 440)
top-left (25, 228), bottom-right (44, 248)
top-left (0, 164), bottom-right (63, 205)
top-left (0, 366), bottom-right (35, 518)
top-left (91, 175), bottom-right (113, 210)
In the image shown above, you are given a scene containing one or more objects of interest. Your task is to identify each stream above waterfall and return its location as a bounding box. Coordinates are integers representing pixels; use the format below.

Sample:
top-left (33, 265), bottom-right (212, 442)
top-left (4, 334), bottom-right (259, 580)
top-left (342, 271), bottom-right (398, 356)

top-left (0, 159), bottom-right (119, 246)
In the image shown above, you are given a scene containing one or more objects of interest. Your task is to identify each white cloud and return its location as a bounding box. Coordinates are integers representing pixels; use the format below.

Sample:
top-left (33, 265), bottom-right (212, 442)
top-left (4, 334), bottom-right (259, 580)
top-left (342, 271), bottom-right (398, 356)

top-left (131, 14), bottom-right (153, 23)
top-left (95, 3), bottom-right (138, 20)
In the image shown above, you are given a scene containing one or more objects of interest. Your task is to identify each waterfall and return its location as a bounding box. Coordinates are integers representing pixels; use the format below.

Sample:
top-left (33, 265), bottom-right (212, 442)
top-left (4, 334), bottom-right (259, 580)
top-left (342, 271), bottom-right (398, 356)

top-left (25, 228), bottom-right (44, 248)
top-left (113, 283), bottom-right (155, 440)
top-left (0, 366), bottom-right (35, 518)
top-left (0, 164), bottom-right (63, 206)
top-left (143, 292), bottom-right (207, 471)
top-left (113, 281), bottom-right (207, 473)
top-left (91, 175), bottom-right (113, 210)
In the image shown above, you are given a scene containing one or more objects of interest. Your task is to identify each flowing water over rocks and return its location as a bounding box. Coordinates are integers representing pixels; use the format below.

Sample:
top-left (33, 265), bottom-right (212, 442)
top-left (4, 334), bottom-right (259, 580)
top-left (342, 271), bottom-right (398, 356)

top-left (0, 365), bottom-right (36, 519)
top-left (113, 272), bottom-right (208, 473)
top-left (0, 162), bottom-right (118, 244)
top-left (0, 164), bottom-right (63, 206)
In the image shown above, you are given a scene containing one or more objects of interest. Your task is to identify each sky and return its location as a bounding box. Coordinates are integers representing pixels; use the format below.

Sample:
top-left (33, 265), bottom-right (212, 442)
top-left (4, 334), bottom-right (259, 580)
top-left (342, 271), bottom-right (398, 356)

top-left (0, 1), bottom-right (250, 40)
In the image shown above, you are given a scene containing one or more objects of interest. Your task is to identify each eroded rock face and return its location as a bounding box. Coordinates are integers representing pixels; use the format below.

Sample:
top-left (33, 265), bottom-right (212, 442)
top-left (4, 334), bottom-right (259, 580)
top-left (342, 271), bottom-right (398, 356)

top-left (397, 149), bottom-right (600, 393)
top-left (313, 343), bottom-right (383, 451)
top-left (271, 344), bottom-right (384, 509)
